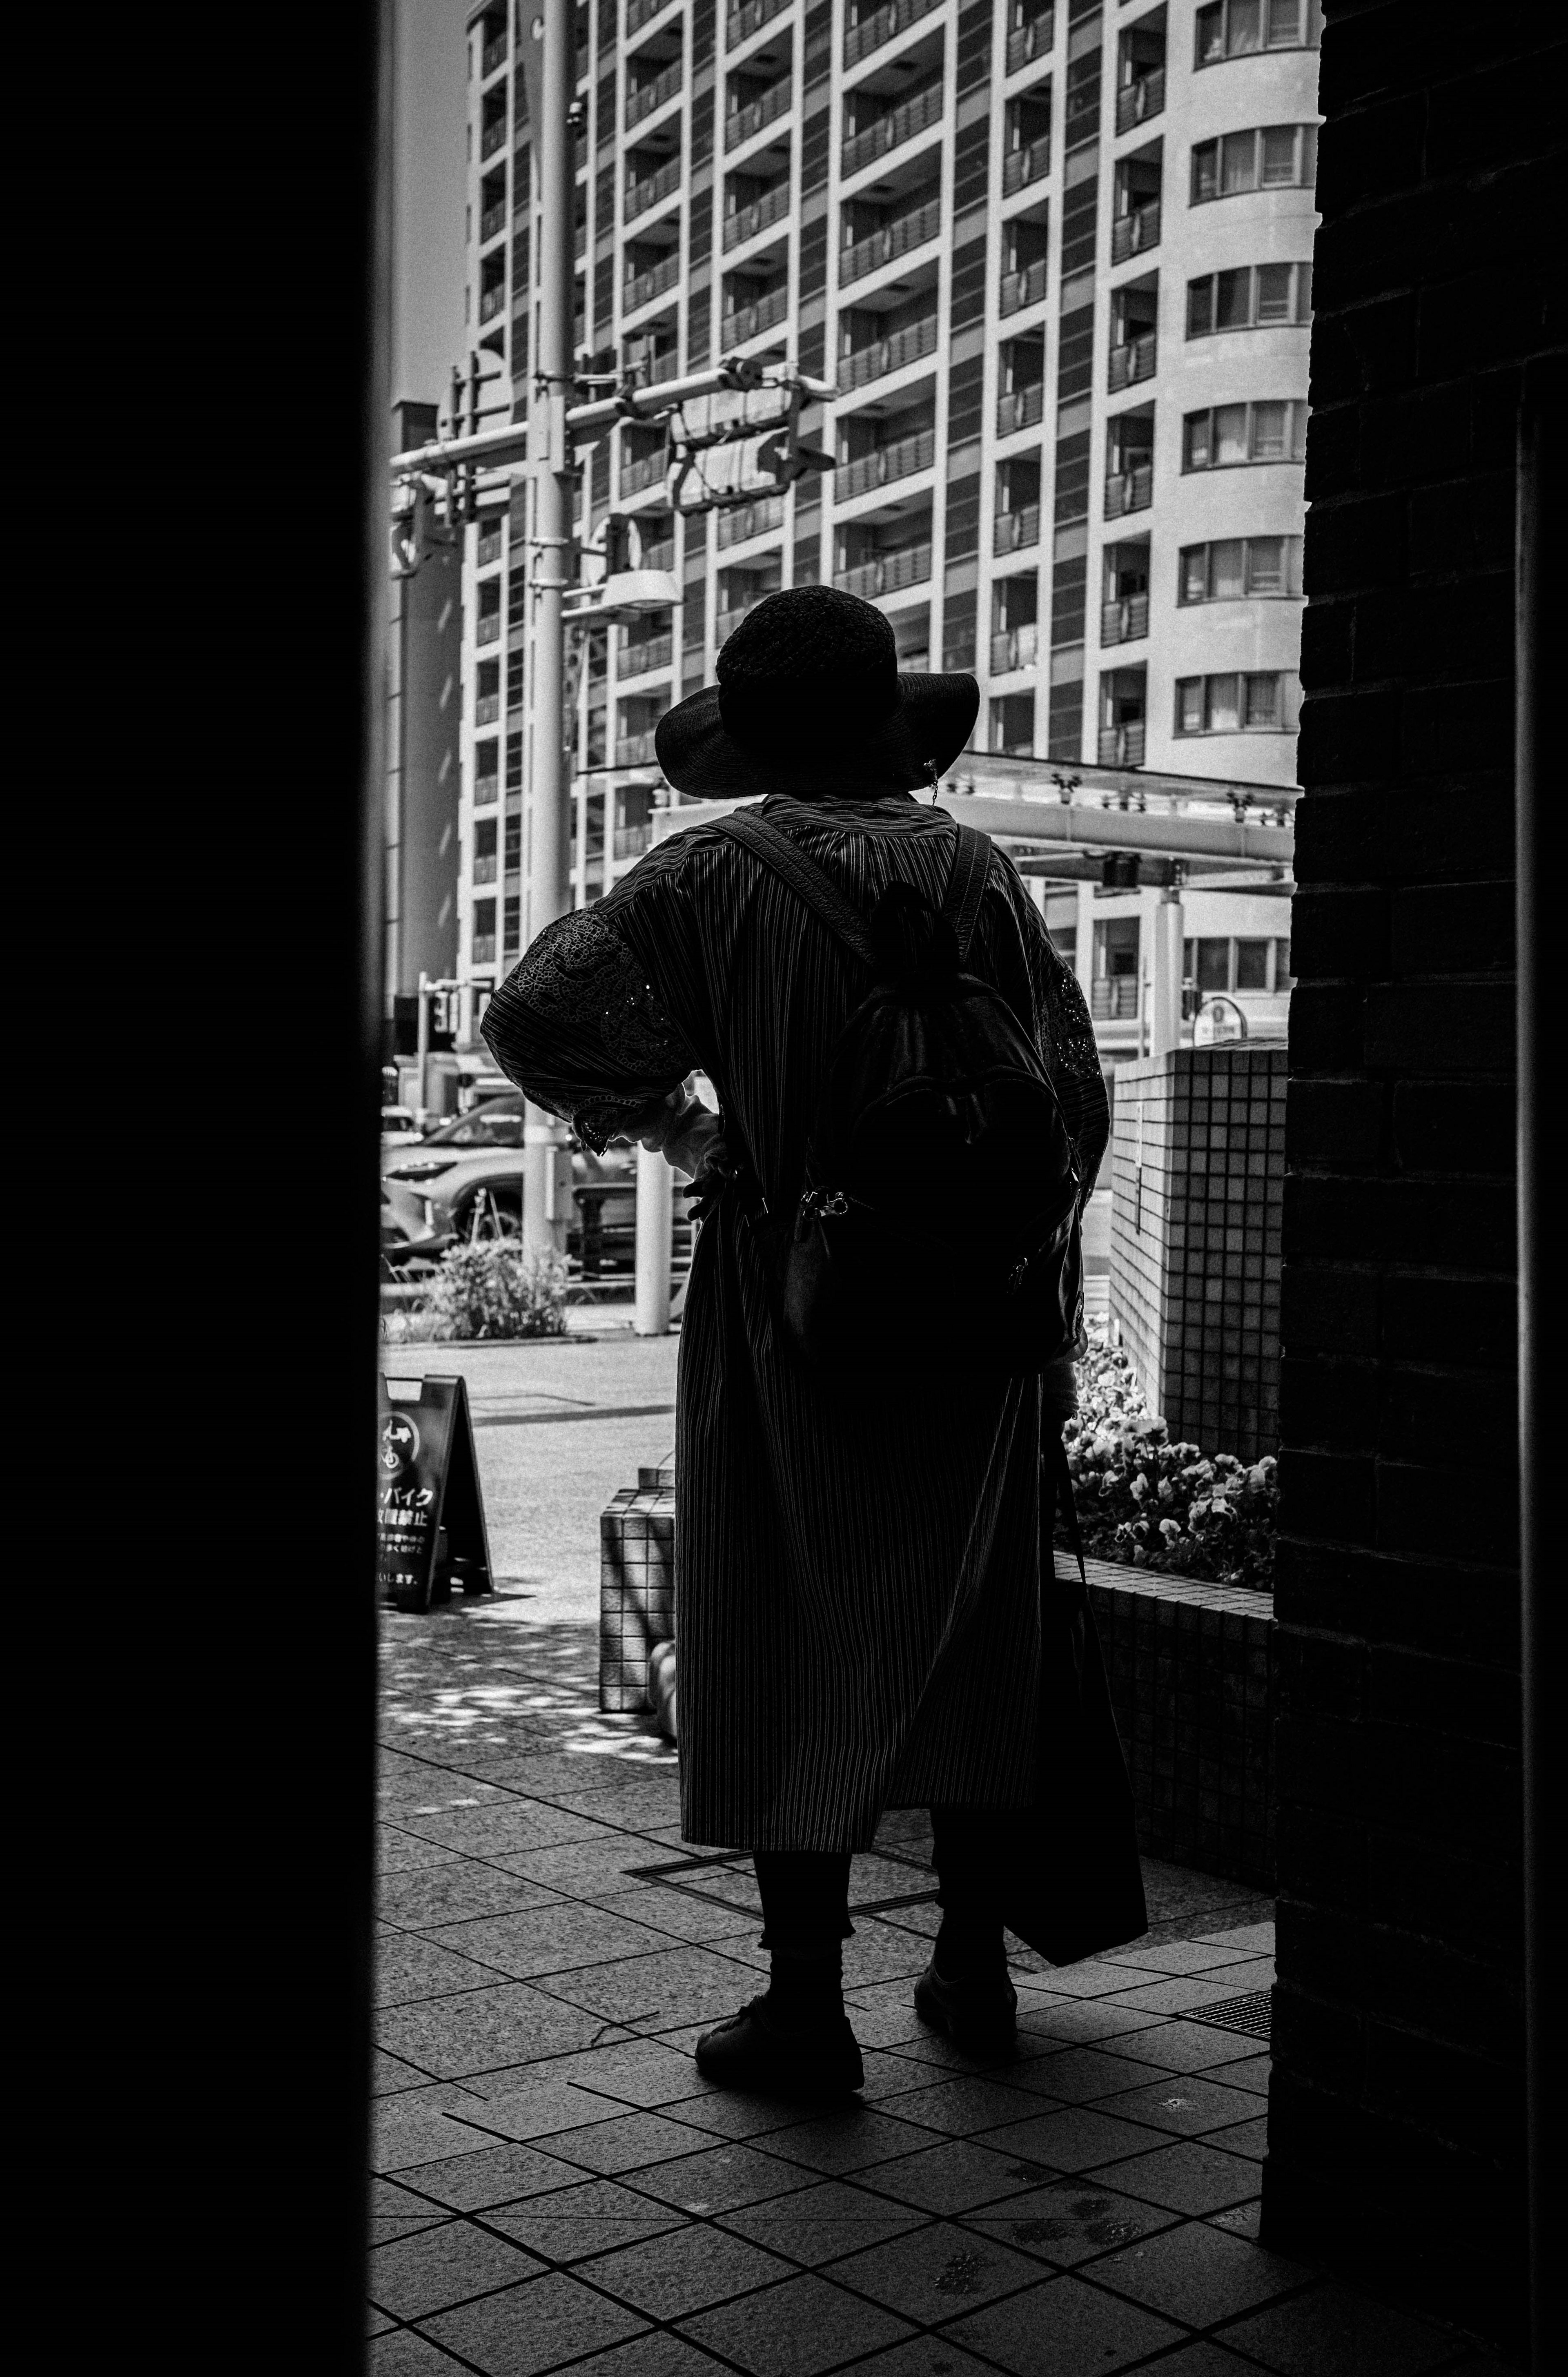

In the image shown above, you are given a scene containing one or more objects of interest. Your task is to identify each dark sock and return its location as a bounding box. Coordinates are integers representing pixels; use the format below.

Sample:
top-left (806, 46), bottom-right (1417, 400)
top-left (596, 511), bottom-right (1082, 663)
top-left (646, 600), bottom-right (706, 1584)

top-left (765, 1951), bottom-right (845, 2029)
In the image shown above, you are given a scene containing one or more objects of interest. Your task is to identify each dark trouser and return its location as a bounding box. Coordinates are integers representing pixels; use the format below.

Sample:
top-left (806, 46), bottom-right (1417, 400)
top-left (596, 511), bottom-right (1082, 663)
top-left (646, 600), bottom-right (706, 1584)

top-left (754, 1809), bottom-right (1008, 2019)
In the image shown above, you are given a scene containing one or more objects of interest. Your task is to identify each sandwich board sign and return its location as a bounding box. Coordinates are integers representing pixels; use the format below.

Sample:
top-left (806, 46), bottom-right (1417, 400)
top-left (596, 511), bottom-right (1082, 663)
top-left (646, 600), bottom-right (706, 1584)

top-left (378, 1373), bottom-right (493, 1613)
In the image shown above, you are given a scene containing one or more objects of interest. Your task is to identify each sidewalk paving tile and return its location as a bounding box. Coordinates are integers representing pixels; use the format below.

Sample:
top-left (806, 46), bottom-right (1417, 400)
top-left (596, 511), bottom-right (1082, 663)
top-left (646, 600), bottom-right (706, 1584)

top-left (1086, 2217), bottom-right (1312, 2325)
top-left (1215, 2281), bottom-right (1461, 2376)
top-left (549, 2335), bottom-right (746, 2377)
top-left (377, 1829), bottom-right (464, 1876)
top-left (976, 2104), bottom-right (1167, 2171)
top-left (657, 2087), bottom-right (821, 2141)
top-left (677, 2269), bottom-right (915, 2374)
top-left (450, 2072), bottom-right (647, 2133)
top-left (1005, 2044), bottom-right (1177, 2103)
top-left (376, 1979), bottom-right (612, 2076)
top-left (380, 1863), bottom-right (568, 1930)
top-left (848, 2136), bottom-right (1054, 2216)
top-left (536, 1943), bottom-right (764, 2028)
top-left (595, 1887), bottom-right (759, 1945)
top-left (1085, 2138), bottom-right (1262, 2216)
top-left (1011, 1995), bottom-right (1171, 2047)
top-left (1193, 1922), bottom-right (1277, 1952)
top-left (763, 2109), bottom-right (956, 2177)
top-left (1201, 2050), bottom-right (1272, 2096)
top-left (420, 2269), bottom-right (650, 2375)
top-left (869, 2076), bottom-right (1051, 2136)
top-left (394, 2137), bottom-right (590, 2212)
top-left (371, 2179), bottom-right (454, 2244)
top-left (583, 2223), bottom-right (797, 2318)
top-left (369, 2218), bottom-right (544, 2319)
top-left (374, 2049), bottom-right (439, 2097)
top-left (941, 2269), bottom-right (1185, 2373)
top-left (829, 2341), bottom-right (1011, 2377)
top-left (1206, 2113), bottom-right (1270, 2161)
top-left (532, 2108), bottom-right (725, 2176)
top-left (399, 1802), bottom-right (616, 1858)
top-left (1100, 2017), bottom-right (1277, 2074)
top-left (621, 2137), bottom-right (821, 2215)
top-left (1100, 1941), bottom-right (1264, 1977)
top-left (1097, 1973), bottom-right (1269, 2017)
top-left (370, 2332), bottom-right (474, 2375)
top-left (376, 1934), bottom-right (515, 2006)
top-left (373, 2090), bottom-right (515, 2175)
top-left (826, 2219), bottom-right (1048, 2319)
top-left (1096, 2075), bottom-right (1266, 2138)
top-left (499, 1839), bottom-right (673, 1897)
top-left (960, 2178), bottom-right (1180, 2267)
top-left (717, 2178), bottom-right (931, 2266)
top-left (526, 2041), bottom-right (714, 2108)
top-left (426, 1903), bottom-right (684, 1980)
top-left (485, 2176), bottom-right (690, 2261)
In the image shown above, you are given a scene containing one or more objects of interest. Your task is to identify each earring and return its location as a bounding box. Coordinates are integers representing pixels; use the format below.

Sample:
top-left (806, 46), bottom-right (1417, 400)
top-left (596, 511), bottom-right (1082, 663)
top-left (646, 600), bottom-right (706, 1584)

top-left (924, 758), bottom-right (940, 804)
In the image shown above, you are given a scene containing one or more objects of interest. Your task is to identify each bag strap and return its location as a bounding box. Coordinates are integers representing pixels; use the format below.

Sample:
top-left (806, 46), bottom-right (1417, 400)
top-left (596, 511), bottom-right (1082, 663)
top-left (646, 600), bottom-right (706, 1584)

top-left (940, 822), bottom-right (991, 963)
top-left (714, 811), bottom-right (878, 967)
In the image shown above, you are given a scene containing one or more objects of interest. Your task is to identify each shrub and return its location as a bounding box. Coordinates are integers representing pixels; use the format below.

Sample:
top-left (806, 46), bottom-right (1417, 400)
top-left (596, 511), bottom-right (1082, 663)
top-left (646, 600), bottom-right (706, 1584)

top-left (1060, 1320), bottom-right (1277, 1593)
top-left (422, 1241), bottom-right (570, 1341)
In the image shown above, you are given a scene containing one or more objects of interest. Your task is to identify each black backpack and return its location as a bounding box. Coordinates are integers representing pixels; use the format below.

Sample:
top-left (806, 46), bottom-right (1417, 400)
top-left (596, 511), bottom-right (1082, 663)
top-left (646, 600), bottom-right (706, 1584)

top-left (715, 810), bottom-right (1083, 1379)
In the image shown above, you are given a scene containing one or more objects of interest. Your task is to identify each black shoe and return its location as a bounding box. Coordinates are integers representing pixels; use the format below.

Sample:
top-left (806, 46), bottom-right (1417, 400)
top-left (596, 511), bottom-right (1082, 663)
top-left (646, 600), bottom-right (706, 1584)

top-left (695, 1993), bottom-right (864, 2099)
top-left (914, 1956), bottom-right (1018, 2061)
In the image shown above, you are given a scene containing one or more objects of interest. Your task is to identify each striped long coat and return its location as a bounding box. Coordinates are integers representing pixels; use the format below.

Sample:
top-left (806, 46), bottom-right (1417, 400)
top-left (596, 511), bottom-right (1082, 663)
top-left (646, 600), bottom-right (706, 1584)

top-left (483, 792), bottom-right (1109, 1853)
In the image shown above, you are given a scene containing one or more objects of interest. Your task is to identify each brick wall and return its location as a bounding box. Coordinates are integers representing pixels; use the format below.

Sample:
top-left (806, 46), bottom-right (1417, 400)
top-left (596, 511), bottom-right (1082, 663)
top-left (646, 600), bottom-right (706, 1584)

top-left (1109, 1047), bottom-right (1286, 1464)
top-left (1263, 2), bottom-right (1562, 2347)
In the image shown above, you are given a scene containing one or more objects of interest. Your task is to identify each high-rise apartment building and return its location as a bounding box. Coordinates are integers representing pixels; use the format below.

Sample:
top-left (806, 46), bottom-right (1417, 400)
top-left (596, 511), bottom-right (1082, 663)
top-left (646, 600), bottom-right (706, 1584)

top-left (454, 0), bottom-right (1319, 1029)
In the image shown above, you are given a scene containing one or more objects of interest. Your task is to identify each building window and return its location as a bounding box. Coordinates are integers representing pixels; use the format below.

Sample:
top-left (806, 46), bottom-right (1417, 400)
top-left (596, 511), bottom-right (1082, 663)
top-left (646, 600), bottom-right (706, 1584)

top-left (473, 816), bottom-right (499, 885)
top-left (990, 692), bottom-right (1036, 756)
top-left (474, 738), bottom-right (500, 802)
top-left (503, 893), bottom-right (521, 954)
top-left (1190, 124), bottom-right (1317, 203)
top-left (1174, 671), bottom-right (1301, 734)
top-left (1185, 935), bottom-right (1292, 993)
top-left (1183, 400), bottom-right (1307, 470)
top-left (472, 898), bottom-right (497, 965)
top-left (1187, 263), bottom-right (1312, 337)
top-left (1195, 0), bottom-right (1321, 67)
top-left (1178, 535), bottom-right (1303, 602)
top-left (1092, 916), bottom-right (1141, 1021)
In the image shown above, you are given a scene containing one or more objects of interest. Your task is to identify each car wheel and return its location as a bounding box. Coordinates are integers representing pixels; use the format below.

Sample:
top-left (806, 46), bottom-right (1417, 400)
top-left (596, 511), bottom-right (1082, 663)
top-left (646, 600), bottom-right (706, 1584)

top-left (457, 1186), bottom-right (521, 1242)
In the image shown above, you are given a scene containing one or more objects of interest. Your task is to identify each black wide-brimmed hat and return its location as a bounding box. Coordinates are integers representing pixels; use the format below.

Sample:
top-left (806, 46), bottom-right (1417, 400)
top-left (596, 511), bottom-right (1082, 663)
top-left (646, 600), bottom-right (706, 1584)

top-left (655, 584), bottom-right (979, 798)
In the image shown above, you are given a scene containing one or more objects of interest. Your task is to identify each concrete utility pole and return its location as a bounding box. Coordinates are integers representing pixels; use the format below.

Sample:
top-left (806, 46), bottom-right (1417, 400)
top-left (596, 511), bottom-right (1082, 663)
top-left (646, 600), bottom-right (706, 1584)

top-left (634, 1145), bottom-right (673, 1336)
top-left (1149, 886), bottom-right (1186, 1061)
top-left (521, 0), bottom-right (575, 1261)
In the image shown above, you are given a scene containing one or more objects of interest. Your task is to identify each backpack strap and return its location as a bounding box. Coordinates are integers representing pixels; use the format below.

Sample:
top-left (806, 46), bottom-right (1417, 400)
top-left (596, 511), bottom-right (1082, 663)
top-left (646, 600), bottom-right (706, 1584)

top-left (714, 811), bottom-right (878, 967)
top-left (941, 822), bottom-right (991, 962)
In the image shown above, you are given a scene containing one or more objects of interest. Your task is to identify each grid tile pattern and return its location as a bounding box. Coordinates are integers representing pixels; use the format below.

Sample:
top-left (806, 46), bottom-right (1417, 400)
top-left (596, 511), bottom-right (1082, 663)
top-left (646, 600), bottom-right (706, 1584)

top-left (601, 1472), bottom-right (676, 1712)
top-left (1109, 1047), bottom-right (1287, 1464)
top-left (372, 1597), bottom-right (1492, 2377)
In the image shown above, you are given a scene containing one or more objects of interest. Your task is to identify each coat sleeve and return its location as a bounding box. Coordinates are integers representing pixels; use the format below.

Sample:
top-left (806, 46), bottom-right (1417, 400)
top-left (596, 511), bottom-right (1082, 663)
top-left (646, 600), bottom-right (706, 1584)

top-left (998, 866), bottom-right (1110, 1199)
top-left (479, 902), bottom-right (699, 1152)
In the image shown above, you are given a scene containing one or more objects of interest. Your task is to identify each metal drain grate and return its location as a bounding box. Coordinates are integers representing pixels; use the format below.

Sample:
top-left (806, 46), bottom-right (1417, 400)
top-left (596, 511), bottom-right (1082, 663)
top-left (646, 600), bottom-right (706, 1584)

top-left (1187, 1990), bottom-right (1272, 2041)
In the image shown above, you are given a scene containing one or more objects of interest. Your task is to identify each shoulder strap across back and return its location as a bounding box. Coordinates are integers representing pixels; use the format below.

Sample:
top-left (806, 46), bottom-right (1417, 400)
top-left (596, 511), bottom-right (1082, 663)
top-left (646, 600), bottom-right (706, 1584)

top-left (940, 823), bottom-right (991, 963)
top-left (715, 809), bottom-right (993, 969)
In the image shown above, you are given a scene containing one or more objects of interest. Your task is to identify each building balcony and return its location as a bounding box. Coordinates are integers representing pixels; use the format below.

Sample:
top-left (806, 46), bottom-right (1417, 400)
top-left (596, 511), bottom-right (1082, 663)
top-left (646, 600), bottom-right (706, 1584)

top-left (476, 614), bottom-right (502, 646)
top-left (620, 447), bottom-right (668, 497)
top-left (481, 115), bottom-right (508, 160)
top-left (726, 78), bottom-right (792, 150)
top-left (722, 285), bottom-right (791, 343)
top-left (472, 934), bottom-right (497, 964)
top-left (1099, 720), bottom-right (1146, 767)
top-left (476, 527), bottom-right (504, 567)
top-left (1109, 331), bottom-right (1157, 390)
top-left (1092, 974), bottom-right (1139, 1019)
top-left (1105, 463), bottom-right (1154, 516)
top-left (619, 630), bottom-right (674, 676)
top-left (724, 182), bottom-right (793, 250)
top-left (473, 854), bottom-right (498, 885)
top-left (843, 0), bottom-right (942, 71)
top-left (474, 773), bottom-right (500, 806)
top-left (628, 0), bottom-right (680, 33)
top-left (1111, 200), bottom-right (1161, 263)
top-left (993, 503), bottom-right (1041, 556)
top-left (626, 156), bottom-right (683, 223)
top-left (483, 32), bottom-right (509, 78)
top-left (841, 81), bottom-right (945, 179)
top-left (615, 729), bottom-right (662, 766)
top-left (634, 346), bottom-right (682, 387)
top-left (715, 604), bottom-right (754, 641)
top-left (1116, 66), bottom-right (1165, 134)
top-left (1102, 593), bottom-right (1150, 644)
top-left (475, 692), bottom-right (501, 725)
top-left (625, 253), bottom-right (681, 313)
top-left (837, 425), bottom-right (936, 502)
top-left (1000, 258), bottom-right (1049, 315)
top-left (481, 200), bottom-right (508, 245)
top-left (614, 821), bottom-right (654, 860)
top-left (840, 310), bottom-right (939, 390)
top-left (996, 381), bottom-right (1046, 435)
top-left (840, 194), bottom-right (942, 286)
top-left (1006, 11), bottom-right (1054, 74)
top-left (1002, 140), bottom-right (1050, 197)
top-left (991, 622), bottom-right (1039, 674)
top-left (728, 0), bottom-right (793, 45)
top-left (716, 492), bottom-right (787, 545)
top-left (835, 540), bottom-right (933, 598)
top-left (626, 60), bottom-right (683, 130)
top-left (479, 283), bottom-right (507, 323)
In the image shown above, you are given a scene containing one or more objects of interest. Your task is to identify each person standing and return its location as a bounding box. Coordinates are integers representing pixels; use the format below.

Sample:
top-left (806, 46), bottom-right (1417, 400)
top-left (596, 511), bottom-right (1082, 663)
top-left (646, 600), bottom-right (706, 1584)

top-left (483, 586), bottom-right (1144, 2095)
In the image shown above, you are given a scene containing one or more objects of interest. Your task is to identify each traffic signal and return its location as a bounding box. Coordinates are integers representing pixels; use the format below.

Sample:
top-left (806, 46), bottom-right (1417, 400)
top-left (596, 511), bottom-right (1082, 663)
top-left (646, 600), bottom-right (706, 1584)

top-left (665, 385), bottom-right (833, 513)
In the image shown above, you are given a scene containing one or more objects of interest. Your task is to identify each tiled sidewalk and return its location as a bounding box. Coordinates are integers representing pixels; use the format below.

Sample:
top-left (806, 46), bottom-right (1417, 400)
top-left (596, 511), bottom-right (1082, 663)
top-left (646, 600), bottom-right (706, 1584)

top-left (372, 1594), bottom-right (1504, 2377)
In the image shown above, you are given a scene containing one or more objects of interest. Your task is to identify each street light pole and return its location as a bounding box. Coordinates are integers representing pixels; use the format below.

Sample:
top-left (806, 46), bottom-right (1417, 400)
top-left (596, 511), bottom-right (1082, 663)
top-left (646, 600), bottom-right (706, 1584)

top-left (522, 0), bottom-right (576, 1259)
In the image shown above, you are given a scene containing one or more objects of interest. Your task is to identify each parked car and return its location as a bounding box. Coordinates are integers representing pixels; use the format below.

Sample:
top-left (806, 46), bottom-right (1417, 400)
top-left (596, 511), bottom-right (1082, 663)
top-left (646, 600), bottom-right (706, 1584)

top-left (381, 1092), bottom-right (524, 1177)
top-left (380, 1176), bottom-right (452, 1274)
top-left (381, 1105), bottom-right (424, 1147)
